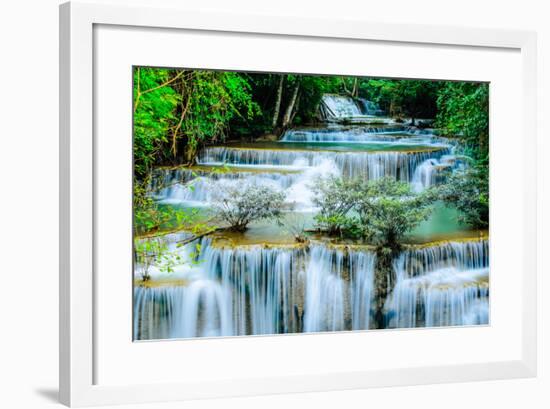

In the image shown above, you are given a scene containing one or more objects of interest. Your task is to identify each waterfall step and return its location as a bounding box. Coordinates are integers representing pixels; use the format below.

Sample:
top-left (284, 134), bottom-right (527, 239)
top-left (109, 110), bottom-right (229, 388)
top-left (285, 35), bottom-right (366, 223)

top-left (281, 125), bottom-right (433, 142)
top-left (135, 233), bottom-right (489, 285)
top-left (134, 235), bottom-right (489, 338)
top-left (202, 143), bottom-right (447, 154)
top-left (197, 145), bottom-right (452, 180)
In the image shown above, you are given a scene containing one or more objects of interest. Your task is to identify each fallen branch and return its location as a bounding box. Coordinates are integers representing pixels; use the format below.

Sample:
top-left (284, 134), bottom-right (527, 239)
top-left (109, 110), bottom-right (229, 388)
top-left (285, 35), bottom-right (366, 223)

top-left (175, 227), bottom-right (226, 246)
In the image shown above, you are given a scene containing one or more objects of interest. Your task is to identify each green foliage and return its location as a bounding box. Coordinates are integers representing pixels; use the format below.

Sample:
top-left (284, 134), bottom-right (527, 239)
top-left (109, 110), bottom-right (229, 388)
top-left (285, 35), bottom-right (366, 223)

top-left (438, 161), bottom-right (489, 228)
top-left (132, 67), bottom-right (490, 250)
top-left (310, 176), bottom-right (362, 235)
top-left (183, 71), bottom-right (259, 161)
top-left (355, 178), bottom-right (435, 247)
top-left (436, 82), bottom-right (489, 160)
top-left (435, 82), bottom-right (489, 227)
top-left (133, 176), bottom-right (202, 235)
top-left (292, 75), bottom-right (340, 124)
top-left (212, 184), bottom-right (286, 232)
top-left (311, 176), bottom-right (435, 246)
top-left (133, 68), bottom-right (180, 177)
top-left (134, 237), bottom-right (183, 281)
top-left (360, 79), bottom-right (441, 120)
top-left (133, 67), bottom-right (259, 175)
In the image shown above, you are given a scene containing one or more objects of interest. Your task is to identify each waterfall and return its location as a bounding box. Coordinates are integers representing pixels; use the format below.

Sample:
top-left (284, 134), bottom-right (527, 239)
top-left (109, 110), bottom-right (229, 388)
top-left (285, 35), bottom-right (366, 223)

top-left (411, 155), bottom-right (457, 192)
top-left (385, 239), bottom-right (489, 328)
top-left (281, 126), bottom-right (406, 142)
top-left (134, 282), bottom-right (233, 340)
top-left (302, 245), bottom-right (348, 332)
top-left (134, 237), bottom-right (489, 339)
top-left (321, 94), bottom-right (364, 119)
top-left (150, 160), bottom-right (339, 209)
top-left (152, 169), bottom-right (300, 205)
top-left (281, 126), bottom-right (444, 144)
top-left (303, 245), bottom-right (376, 332)
top-left (201, 244), bottom-right (304, 335)
top-left (136, 90), bottom-right (488, 340)
top-left (358, 98), bottom-right (384, 116)
top-left (134, 240), bottom-right (306, 339)
top-left (134, 240), bottom-right (376, 340)
top-left (198, 146), bottom-right (452, 181)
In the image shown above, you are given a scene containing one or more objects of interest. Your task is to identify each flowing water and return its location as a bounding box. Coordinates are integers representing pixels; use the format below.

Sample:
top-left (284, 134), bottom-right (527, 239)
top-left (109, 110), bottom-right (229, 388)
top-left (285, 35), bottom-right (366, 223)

top-left (134, 237), bottom-right (376, 339)
top-left (385, 239), bottom-right (489, 328)
top-left (135, 93), bottom-right (488, 340)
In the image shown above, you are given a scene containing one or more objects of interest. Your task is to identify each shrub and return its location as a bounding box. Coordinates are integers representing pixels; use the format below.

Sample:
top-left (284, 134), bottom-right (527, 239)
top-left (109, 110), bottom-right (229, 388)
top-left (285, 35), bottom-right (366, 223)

top-left (355, 177), bottom-right (434, 248)
top-left (311, 176), bottom-right (435, 247)
top-left (310, 176), bottom-right (362, 235)
top-left (213, 184), bottom-right (286, 232)
top-left (438, 163), bottom-right (489, 228)
top-left (134, 238), bottom-right (183, 281)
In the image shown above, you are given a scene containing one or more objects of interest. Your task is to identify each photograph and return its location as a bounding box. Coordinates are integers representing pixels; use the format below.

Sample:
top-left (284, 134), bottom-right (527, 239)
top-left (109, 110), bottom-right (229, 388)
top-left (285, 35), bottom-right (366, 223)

top-left (132, 67), bottom-right (489, 340)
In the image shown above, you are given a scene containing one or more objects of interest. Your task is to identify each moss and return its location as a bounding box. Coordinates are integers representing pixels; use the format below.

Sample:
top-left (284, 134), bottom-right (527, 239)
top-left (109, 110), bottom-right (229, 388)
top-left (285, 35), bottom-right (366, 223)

top-left (158, 164), bottom-right (302, 175)
top-left (135, 278), bottom-right (188, 288)
top-left (403, 230), bottom-right (489, 249)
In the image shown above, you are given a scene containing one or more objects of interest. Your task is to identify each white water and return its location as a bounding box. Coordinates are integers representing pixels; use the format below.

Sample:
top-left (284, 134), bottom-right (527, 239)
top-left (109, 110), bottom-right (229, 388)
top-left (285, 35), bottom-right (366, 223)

top-left (154, 171), bottom-right (299, 206)
top-left (281, 125), bottom-right (412, 143)
top-left (411, 155), bottom-right (459, 192)
top-left (198, 146), bottom-right (451, 181)
top-left (134, 239), bottom-right (376, 339)
top-left (321, 94), bottom-right (364, 119)
top-left (153, 159), bottom-right (339, 210)
top-left (135, 238), bottom-right (488, 338)
top-left (384, 240), bottom-right (489, 328)
top-left (358, 98), bottom-right (384, 116)
top-left (137, 92), bottom-right (487, 339)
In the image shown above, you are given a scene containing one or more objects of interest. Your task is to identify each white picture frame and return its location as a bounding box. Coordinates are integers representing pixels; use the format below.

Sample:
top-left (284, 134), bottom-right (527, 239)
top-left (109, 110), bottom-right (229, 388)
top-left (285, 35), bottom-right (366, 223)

top-left (59, 1), bottom-right (537, 406)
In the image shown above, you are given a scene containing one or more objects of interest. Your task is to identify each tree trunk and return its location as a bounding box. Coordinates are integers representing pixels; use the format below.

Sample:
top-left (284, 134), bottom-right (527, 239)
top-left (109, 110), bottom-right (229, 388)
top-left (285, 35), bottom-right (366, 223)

top-left (372, 245), bottom-right (400, 329)
top-left (185, 143), bottom-right (197, 166)
top-left (351, 77), bottom-right (358, 98)
top-left (272, 76), bottom-right (284, 129)
top-left (282, 81), bottom-right (300, 128)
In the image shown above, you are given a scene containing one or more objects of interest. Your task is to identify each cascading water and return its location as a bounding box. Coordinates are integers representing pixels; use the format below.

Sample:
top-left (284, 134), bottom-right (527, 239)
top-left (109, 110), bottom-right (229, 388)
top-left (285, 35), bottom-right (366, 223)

top-left (198, 146), bottom-right (451, 181)
top-left (321, 94), bottom-right (364, 119)
top-left (411, 155), bottom-right (458, 192)
top-left (153, 170), bottom-right (300, 205)
top-left (136, 92), bottom-right (487, 340)
top-left (134, 238), bottom-right (377, 340)
top-left (151, 160), bottom-right (339, 210)
top-left (384, 240), bottom-right (489, 328)
top-left (358, 98), bottom-right (384, 116)
top-left (281, 126), bottom-right (407, 142)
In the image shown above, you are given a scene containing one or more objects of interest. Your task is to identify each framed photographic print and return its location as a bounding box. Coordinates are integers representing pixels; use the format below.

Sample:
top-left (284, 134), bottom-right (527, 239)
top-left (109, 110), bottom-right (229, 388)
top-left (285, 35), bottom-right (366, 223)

top-left (59, 1), bottom-right (537, 406)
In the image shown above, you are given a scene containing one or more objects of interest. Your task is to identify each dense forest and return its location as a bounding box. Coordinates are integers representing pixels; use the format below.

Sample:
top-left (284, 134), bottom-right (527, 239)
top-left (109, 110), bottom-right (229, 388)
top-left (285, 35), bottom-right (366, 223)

top-left (134, 69), bottom-right (488, 173)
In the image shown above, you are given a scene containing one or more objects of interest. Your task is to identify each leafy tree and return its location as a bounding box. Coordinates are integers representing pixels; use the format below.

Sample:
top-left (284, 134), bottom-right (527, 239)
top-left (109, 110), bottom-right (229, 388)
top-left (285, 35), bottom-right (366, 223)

top-left (310, 176), bottom-right (362, 236)
top-left (360, 79), bottom-right (441, 122)
top-left (311, 176), bottom-right (435, 246)
top-left (133, 68), bottom-right (180, 177)
top-left (436, 82), bottom-right (489, 160)
top-left (355, 177), bottom-right (435, 248)
top-left (212, 184), bottom-right (286, 232)
top-left (182, 71), bottom-right (259, 163)
top-left (133, 68), bottom-right (260, 175)
top-left (438, 162), bottom-right (489, 228)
